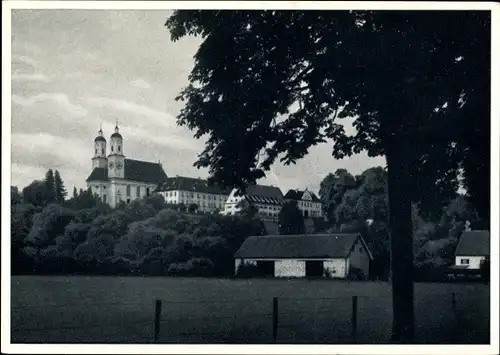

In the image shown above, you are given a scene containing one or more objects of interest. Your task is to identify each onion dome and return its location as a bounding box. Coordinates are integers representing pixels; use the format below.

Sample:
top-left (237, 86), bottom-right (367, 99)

top-left (111, 122), bottom-right (122, 139)
top-left (94, 127), bottom-right (106, 142)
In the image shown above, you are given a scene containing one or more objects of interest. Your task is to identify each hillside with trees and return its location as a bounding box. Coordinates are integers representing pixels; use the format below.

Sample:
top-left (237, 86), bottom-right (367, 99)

top-left (11, 167), bottom-right (479, 280)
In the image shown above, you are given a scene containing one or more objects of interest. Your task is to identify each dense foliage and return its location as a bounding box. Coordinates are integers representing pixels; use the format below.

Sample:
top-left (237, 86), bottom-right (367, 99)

top-left (11, 171), bottom-right (268, 276)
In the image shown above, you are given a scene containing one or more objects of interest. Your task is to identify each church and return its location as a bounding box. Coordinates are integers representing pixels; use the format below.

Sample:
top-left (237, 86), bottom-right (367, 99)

top-left (86, 124), bottom-right (168, 208)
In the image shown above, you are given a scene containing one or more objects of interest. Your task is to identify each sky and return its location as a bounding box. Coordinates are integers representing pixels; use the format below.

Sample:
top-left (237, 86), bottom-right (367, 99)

top-left (10, 9), bottom-right (385, 196)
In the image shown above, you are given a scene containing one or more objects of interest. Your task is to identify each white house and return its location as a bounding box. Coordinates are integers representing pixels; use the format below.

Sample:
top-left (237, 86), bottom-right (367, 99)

top-left (86, 125), bottom-right (168, 208)
top-left (223, 184), bottom-right (284, 220)
top-left (454, 230), bottom-right (490, 270)
top-left (234, 233), bottom-right (373, 279)
top-left (156, 176), bottom-right (230, 213)
top-left (284, 189), bottom-right (323, 219)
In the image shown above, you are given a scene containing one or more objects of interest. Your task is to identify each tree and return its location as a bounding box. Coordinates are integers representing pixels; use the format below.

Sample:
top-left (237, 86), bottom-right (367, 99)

top-left (54, 170), bottom-right (67, 203)
top-left (319, 169), bottom-right (356, 225)
top-left (44, 169), bottom-right (56, 204)
top-left (22, 180), bottom-right (47, 207)
top-left (25, 204), bottom-right (76, 258)
top-left (166, 10), bottom-right (489, 342)
top-left (73, 186), bottom-right (78, 199)
top-left (188, 203), bottom-right (199, 213)
top-left (11, 186), bottom-right (22, 205)
top-left (278, 200), bottom-right (305, 235)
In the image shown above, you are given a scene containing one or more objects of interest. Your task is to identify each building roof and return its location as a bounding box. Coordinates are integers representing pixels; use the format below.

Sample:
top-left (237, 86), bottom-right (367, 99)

top-left (284, 189), bottom-right (320, 202)
top-left (94, 136), bottom-right (106, 142)
top-left (110, 132), bottom-right (122, 139)
top-left (86, 158), bottom-right (168, 184)
top-left (455, 230), bottom-right (490, 257)
top-left (242, 185), bottom-right (284, 205)
top-left (156, 176), bottom-right (231, 195)
top-left (234, 233), bottom-right (373, 260)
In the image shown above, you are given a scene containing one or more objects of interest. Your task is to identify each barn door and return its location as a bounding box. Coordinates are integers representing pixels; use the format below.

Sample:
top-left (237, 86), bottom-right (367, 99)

top-left (306, 260), bottom-right (324, 277)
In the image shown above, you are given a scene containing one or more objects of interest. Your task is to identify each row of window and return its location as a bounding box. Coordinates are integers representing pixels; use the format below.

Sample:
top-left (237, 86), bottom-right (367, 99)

top-left (165, 191), bottom-right (227, 200)
top-left (299, 201), bottom-right (320, 208)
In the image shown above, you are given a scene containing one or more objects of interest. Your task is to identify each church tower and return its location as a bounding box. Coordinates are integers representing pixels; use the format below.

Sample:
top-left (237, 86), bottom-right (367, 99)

top-left (92, 127), bottom-right (107, 169)
top-left (107, 122), bottom-right (125, 179)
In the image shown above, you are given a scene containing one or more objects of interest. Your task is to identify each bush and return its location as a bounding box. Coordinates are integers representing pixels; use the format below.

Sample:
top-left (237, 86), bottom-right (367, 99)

top-left (480, 257), bottom-right (490, 283)
top-left (235, 262), bottom-right (262, 278)
top-left (187, 258), bottom-right (214, 277)
top-left (167, 262), bottom-right (191, 276)
top-left (347, 267), bottom-right (366, 280)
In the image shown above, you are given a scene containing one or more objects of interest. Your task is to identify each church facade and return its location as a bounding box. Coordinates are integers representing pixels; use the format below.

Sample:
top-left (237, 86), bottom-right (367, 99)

top-left (86, 125), bottom-right (168, 208)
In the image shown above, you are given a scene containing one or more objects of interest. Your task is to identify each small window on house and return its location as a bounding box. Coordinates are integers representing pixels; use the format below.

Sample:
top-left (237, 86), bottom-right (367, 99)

top-left (102, 148), bottom-right (104, 154)
top-left (118, 145), bottom-right (121, 152)
top-left (136, 186), bottom-right (140, 198)
top-left (126, 185), bottom-right (131, 197)
top-left (461, 259), bottom-right (470, 265)
top-left (146, 187), bottom-right (150, 196)
top-left (359, 247), bottom-right (363, 253)
top-left (95, 149), bottom-right (98, 154)
top-left (126, 198), bottom-right (130, 204)
top-left (111, 146), bottom-right (114, 152)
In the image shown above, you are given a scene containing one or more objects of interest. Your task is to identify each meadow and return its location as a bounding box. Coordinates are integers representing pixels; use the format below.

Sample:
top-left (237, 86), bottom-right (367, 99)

top-left (11, 276), bottom-right (489, 344)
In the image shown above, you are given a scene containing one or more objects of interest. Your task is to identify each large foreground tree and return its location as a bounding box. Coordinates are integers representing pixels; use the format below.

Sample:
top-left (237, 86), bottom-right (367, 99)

top-left (166, 10), bottom-right (490, 342)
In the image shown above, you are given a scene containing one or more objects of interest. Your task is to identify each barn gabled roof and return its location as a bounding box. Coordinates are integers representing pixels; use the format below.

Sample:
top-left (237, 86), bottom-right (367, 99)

top-left (455, 230), bottom-right (490, 257)
top-left (234, 233), bottom-right (373, 260)
top-left (86, 159), bottom-right (168, 184)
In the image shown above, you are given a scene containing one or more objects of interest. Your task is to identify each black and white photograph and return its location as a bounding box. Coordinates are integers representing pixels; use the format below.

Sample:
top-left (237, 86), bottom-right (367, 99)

top-left (2, 1), bottom-right (499, 354)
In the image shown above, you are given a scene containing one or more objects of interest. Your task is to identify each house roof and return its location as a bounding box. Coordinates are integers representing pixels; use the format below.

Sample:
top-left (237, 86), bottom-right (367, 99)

top-left (86, 159), bottom-right (168, 184)
top-left (455, 230), bottom-right (490, 257)
top-left (284, 189), bottom-right (320, 202)
top-left (241, 185), bottom-right (284, 205)
top-left (156, 176), bottom-right (231, 195)
top-left (234, 233), bottom-right (373, 260)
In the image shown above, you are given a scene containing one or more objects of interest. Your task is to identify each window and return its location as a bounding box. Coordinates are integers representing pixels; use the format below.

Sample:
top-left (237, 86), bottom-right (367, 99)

top-left (126, 198), bottom-right (131, 204)
top-left (118, 145), bottom-right (121, 152)
top-left (136, 186), bottom-right (140, 198)
top-left (359, 247), bottom-right (363, 253)
top-left (95, 149), bottom-right (97, 154)
top-left (461, 259), bottom-right (470, 265)
top-left (146, 187), bottom-right (150, 196)
top-left (126, 185), bottom-right (131, 197)
top-left (102, 148), bottom-right (104, 155)
top-left (111, 146), bottom-right (114, 152)
top-left (103, 195), bottom-right (107, 203)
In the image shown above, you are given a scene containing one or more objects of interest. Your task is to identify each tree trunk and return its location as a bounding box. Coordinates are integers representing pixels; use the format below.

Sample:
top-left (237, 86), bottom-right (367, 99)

top-left (386, 145), bottom-right (414, 343)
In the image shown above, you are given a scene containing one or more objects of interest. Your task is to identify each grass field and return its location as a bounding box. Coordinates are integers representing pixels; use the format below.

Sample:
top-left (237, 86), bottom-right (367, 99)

top-left (10, 276), bottom-right (490, 344)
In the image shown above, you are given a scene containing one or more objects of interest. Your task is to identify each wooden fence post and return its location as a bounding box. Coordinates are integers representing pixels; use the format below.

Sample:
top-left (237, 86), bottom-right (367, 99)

top-left (351, 296), bottom-right (358, 343)
top-left (273, 297), bottom-right (279, 342)
top-left (154, 299), bottom-right (162, 343)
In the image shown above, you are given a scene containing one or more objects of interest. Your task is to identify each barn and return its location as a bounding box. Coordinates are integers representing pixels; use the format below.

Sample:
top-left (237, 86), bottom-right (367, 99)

top-left (234, 233), bottom-right (373, 279)
top-left (453, 230), bottom-right (490, 269)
